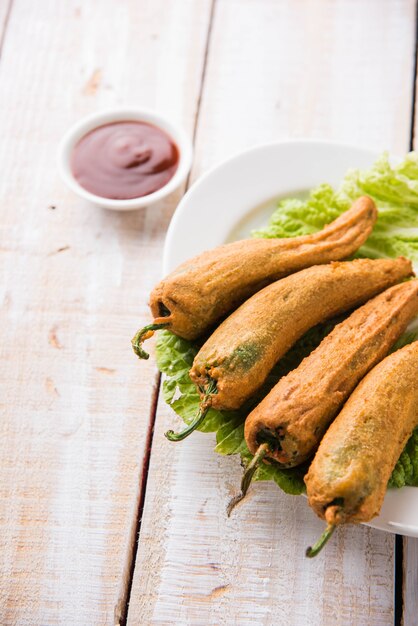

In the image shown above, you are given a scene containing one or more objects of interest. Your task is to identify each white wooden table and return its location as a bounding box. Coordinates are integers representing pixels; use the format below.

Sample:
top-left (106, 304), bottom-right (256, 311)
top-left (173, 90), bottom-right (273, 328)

top-left (1, 1), bottom-right (417, 624)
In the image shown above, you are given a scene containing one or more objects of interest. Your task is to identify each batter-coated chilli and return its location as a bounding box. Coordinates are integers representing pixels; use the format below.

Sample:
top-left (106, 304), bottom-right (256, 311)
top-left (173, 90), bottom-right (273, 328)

top-left (245, 280), bottom-right (418, 467)
top-left (166, 257), bottom-right (413, 441)
top-left (132, 197), bottom-right (377, 358)
top-left (305, 341), bottom-right (418, 557)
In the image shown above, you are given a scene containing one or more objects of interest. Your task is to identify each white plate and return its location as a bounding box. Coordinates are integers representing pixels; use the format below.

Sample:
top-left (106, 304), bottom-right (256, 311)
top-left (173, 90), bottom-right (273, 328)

top-left (163, 139), bottom-right (418, 538)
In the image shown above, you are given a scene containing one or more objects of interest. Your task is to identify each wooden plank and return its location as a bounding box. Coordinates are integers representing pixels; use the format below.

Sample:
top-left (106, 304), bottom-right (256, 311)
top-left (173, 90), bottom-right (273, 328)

top-left (0, 1), bottom-right (212, 624)
top-left (128, 0), bottom-right (416, 624)
top-left (403, 537), bottom-right (418, 626)
top-left (192, 0), bottom-right (415, 174)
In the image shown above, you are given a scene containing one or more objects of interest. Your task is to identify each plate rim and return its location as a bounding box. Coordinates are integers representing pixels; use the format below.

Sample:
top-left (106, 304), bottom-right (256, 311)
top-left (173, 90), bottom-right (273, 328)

top-left (163, 138), bottom-right (382, 273)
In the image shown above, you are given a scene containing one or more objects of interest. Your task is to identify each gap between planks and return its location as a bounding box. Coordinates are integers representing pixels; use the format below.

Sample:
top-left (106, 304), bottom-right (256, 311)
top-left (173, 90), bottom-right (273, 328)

top-left (119, 374), bottom-right (162, 626)
top-left (0, 0), bottom-right (13, 59)
top-left (408, 0), bottom-right (418, 151)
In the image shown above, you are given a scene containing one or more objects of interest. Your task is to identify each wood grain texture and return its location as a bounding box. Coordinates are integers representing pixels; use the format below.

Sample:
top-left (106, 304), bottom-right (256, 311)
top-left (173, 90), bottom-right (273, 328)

top-left (0, 0), bottom-right (211, 624)
top-left (193, 0), bottom-right (415, 175)
top-left (128, 1), bottom-right (416, 624)
top-left (403, 537), bottom-right (418, 626)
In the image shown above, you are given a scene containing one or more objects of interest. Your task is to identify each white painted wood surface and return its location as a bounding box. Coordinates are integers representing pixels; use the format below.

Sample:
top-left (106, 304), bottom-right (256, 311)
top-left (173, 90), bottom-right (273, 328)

top-left (403, 536), bottom-right (418, 626)
top-left (0, 0), bottom-right (212, 624)
top-left (128, 1), bottom-right (416, 625)
top-left (1, 0), bottom-right (417, 624)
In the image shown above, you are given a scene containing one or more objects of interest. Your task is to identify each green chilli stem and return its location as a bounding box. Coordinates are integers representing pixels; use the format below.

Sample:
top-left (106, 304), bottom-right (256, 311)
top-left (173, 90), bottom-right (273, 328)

top-left (226, 443), bottom-right (270, 517)
top-left (306, 524), bottom-right (336, 558)
top-left (131, 323), bottom-right (168, 360)
top-left (165, 379), bottom-right (217, 442)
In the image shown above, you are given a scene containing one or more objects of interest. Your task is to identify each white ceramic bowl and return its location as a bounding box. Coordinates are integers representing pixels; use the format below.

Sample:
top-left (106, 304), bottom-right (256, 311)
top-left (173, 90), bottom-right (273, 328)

top-left (58, 108), bottom-right (193, 210)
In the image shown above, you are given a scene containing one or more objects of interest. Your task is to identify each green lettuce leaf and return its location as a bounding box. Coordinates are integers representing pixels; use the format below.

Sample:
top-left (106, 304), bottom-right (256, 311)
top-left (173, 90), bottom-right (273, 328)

top-left (389, 430), bottom-right (418, 488)
top-left (254, 153), bottom-right (418, 269)
top-left (156, 331), bottom-right (241, 434)
top-left (156, 152), bottom-right (418, 494)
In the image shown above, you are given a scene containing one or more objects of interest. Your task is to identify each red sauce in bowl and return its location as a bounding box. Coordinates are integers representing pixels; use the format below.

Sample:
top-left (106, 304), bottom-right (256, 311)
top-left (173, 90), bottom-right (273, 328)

top-left (71, 121), bottom-right (179, 200)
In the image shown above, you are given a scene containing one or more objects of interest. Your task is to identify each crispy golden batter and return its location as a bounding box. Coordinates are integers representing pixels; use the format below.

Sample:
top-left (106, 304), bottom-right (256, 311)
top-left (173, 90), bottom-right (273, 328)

top-left (150, 197), bottom-right (377, 339)
top-left (245, 280), bottom-right (418, 465)
top-left (305, 341), bottom-right (418, 525)
top-left (190, 257), bottom-right (413, 411)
